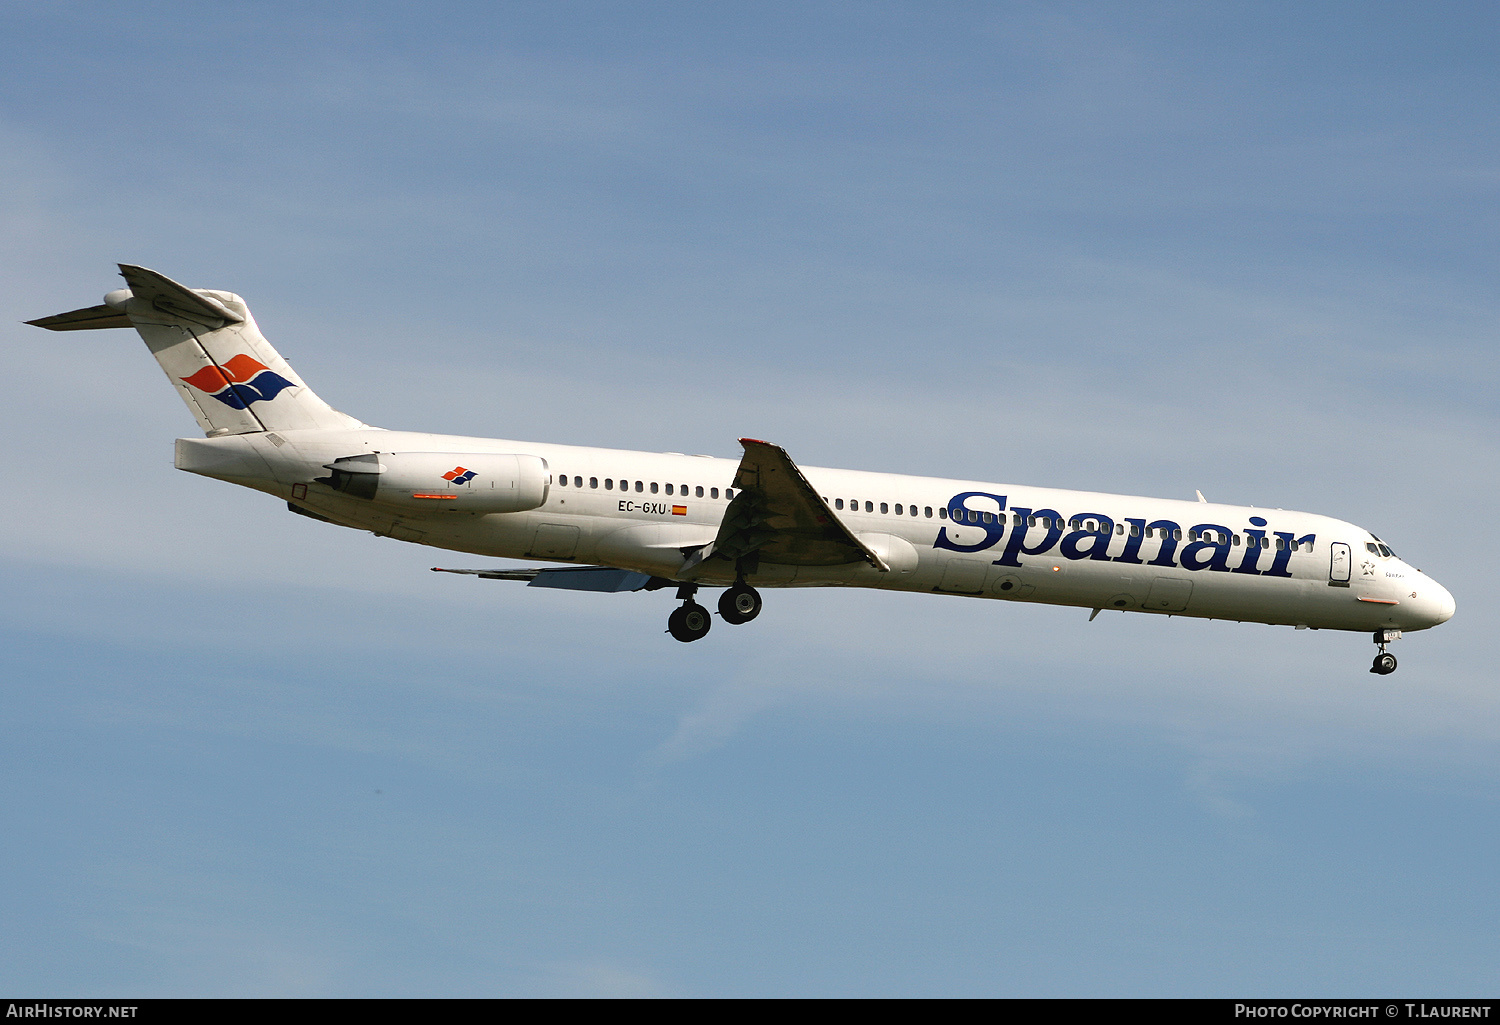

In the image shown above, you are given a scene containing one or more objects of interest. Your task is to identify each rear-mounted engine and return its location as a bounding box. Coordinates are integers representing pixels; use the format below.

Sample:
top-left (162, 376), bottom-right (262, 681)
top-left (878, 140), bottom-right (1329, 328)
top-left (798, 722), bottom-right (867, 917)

top-left (317, 452), bottom-right (550, 512)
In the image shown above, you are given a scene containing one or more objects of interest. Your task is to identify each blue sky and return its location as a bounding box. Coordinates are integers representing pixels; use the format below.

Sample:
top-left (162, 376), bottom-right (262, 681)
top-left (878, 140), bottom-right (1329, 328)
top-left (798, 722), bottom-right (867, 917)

top-left (2, 1), bottom-right (1497, 996)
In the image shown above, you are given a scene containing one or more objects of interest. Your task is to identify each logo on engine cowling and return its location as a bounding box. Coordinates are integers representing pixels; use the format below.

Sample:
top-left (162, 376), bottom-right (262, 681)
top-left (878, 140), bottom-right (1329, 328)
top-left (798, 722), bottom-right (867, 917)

top-left (442, 466), bottom-right (476, 485)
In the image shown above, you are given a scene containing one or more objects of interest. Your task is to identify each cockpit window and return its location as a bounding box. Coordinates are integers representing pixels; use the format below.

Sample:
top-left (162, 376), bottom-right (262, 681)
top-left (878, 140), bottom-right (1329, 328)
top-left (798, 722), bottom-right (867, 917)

top-left (1378, 544), bottom-right (1394, 558)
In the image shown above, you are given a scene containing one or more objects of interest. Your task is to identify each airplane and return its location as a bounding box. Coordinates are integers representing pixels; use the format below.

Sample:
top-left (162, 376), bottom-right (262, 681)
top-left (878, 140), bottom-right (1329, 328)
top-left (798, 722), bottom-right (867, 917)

top-left (29, 265), bottom-right (1455, 674)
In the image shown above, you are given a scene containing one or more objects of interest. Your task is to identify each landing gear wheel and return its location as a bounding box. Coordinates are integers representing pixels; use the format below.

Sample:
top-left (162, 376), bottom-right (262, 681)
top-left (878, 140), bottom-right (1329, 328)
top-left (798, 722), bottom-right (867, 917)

top-left (668, 602), bottom-right (712, 643)
top-left (1370, 652), bottom-right (1398, 675)
top-left (718, 584), bottom-right (763, 625)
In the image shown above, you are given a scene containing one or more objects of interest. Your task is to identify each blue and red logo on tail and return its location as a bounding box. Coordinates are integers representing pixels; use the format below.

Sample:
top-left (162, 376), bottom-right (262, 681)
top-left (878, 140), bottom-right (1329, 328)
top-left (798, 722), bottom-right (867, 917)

top-left (181, 355), bottom-right (295, 409)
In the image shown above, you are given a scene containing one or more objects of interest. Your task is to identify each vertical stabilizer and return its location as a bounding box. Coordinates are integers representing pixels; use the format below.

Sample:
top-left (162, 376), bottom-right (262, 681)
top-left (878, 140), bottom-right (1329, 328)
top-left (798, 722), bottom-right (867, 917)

top-left (28, 265), bottom-right (364, 436)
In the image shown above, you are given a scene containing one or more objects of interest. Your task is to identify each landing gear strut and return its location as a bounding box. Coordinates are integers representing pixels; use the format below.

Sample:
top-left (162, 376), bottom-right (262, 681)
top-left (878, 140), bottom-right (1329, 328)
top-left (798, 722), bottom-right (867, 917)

top-left (1370, 628), bottom-right (1401, 675)
top-left (667, 584), bottom-right (712, 643)
top-left (718, 583), bottom-right (763, 625)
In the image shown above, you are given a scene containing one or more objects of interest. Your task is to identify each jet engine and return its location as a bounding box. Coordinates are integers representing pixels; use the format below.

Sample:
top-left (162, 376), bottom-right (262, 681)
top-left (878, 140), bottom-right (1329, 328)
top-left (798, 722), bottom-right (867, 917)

top-left (317, 452), bottom-right (550, 513)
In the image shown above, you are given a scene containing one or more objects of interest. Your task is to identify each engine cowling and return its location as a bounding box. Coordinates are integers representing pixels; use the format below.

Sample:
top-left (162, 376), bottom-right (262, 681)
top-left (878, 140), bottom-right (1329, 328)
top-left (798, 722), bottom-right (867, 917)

top-left (318, 452), bottom-right (550, 513)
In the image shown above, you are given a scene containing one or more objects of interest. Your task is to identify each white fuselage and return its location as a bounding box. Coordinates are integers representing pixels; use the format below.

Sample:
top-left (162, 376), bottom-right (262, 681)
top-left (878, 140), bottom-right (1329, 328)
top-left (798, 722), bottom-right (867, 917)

top-left (175, 426), bottom-right (1456, 635)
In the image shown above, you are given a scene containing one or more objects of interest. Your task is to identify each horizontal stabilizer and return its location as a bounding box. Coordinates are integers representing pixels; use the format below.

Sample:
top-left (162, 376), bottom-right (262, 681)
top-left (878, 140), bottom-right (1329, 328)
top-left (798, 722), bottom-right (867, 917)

top-left (432, 566), bottom-right (668, 592)
top-left (25, 304), bottom-right (134, 331)
top-left (117, 263), bottom-right (245, 328)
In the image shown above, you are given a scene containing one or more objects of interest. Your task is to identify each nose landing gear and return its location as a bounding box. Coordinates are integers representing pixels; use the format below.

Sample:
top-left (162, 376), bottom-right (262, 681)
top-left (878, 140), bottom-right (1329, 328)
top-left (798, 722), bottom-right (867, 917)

top-left (1370, 628), bottom-right (1402, 675)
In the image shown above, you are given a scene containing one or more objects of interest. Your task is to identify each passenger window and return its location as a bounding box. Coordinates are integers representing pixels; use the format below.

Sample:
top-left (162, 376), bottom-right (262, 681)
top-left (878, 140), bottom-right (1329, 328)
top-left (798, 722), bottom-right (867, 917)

top-left (650, 482), bottom-right (658, 494)
top-left (911, 506), bottom-right (918, 516)
top-left (711, 488), bottom-right (719, 499)
top-left (865, 501), bottom-right (873, 512)
top-left (880, 502), bottom-right (888, 514)
top-left (938, 507), bottom-right (947, 520)
top-left (696, 486), bottom-right (704, 498)
top-left (727, 489), bottom-right (734, 499)
top-left (1173, 529), bottom-right (1182, 540)
top-left (894, 504), bottom-right (903, 515)
top-left (1233, 534), bottom-right (1241, 546)
top-left (558, 475), bottom-right (567, 487)
top-left (589, 477), bottom-right (598, 489)
top-left (635, 481), bottom-right (642, 493)
top-left (605, 479), bottom-right (614, 490)
top-left (835, 498), bottom-right (844, 510)
top-left (665, 484), bottom-right (674, 496)
top-left (924, 506), bottom-right (933, 518)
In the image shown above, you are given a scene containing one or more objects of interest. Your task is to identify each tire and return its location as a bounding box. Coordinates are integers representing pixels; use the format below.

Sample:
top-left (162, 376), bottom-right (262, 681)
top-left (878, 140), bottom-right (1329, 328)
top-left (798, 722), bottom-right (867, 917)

top-left (718, 585), bottom-right (763, 625)
top-left (668, 602), bottom-right (712, 642)
top-left (1372, 652), bottom-right (1397, 675)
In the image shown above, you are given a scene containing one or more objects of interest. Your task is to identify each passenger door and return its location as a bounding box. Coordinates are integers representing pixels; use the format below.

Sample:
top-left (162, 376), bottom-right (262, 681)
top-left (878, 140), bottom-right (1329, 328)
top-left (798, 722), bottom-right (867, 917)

top-left (1329, 542), bottom-right (1351, 586)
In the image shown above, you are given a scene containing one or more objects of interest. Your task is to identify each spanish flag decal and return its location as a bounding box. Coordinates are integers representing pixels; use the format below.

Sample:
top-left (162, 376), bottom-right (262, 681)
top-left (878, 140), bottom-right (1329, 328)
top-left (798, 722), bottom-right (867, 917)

top-left (672, 505), bottom-right (687, 516)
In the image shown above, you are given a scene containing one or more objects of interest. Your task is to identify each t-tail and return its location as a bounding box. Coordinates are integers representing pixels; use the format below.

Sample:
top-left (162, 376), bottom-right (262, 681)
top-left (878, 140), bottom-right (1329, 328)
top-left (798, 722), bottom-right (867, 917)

top-left (27, 264), bottom-right (362, 436)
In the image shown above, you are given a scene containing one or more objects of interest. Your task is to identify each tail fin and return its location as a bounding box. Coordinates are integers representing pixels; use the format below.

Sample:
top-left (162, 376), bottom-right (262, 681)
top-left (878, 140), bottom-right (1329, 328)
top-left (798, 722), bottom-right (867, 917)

top-left (28, 264), bottom-right (363, 436)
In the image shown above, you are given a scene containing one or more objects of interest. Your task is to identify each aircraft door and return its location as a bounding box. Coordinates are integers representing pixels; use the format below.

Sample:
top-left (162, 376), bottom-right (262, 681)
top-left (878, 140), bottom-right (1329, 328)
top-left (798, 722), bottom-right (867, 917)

top-left (1329, 542), bottom-right (1351, 585)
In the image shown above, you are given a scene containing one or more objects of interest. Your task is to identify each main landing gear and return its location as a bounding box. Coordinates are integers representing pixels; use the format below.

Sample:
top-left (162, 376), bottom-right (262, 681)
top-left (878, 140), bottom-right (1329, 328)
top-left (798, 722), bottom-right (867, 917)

top-left (1370, 628), bottom-right (1402, 675)
top-left (718, 583), bottom-right (763, 625)
top-left (666, 583), bottom-right (763, 642)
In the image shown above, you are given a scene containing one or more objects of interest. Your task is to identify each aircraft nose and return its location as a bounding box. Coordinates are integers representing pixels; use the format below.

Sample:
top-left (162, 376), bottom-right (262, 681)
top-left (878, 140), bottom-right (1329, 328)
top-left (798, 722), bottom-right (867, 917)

top-left (1419, 576), bottom-right (1456, 627)
top-left (1433, 581), bottom-right (1456, 624)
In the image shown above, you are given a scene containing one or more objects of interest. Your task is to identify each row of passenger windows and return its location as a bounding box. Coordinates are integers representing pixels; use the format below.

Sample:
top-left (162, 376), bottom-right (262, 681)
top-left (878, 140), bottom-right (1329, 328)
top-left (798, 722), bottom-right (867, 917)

top-left (555, 475), bottom-right (732, 500)
top-left (830, 502), bottom-right (1311, 551)
top-left (552, 475), bottom-right (1309, 552)
top-left (831, 499), bottom-right (933, 517)
top-left (948, 511), bottom-right (1310, 550)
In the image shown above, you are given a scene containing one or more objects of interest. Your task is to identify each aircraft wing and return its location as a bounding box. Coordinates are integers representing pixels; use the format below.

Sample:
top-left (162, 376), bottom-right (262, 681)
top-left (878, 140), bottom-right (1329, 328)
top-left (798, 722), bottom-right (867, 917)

top-left (681, 438), bottom-right (889, 577)
top-left (432, 565), bottom-right (670, 592)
